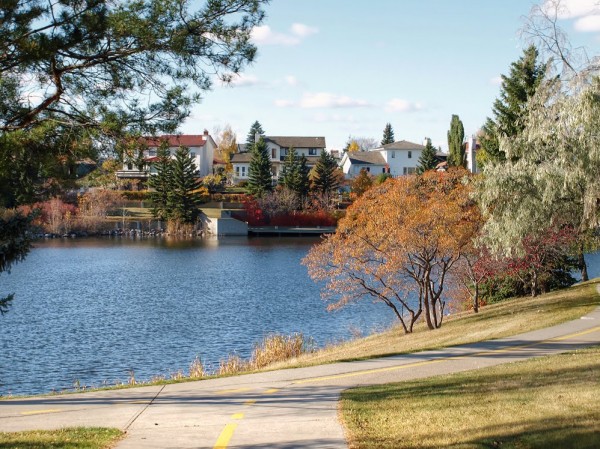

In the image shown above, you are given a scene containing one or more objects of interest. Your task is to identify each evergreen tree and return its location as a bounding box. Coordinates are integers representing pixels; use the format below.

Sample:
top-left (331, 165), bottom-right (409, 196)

top-left (247, 137), bottom-right (273, 197)
top-left (416, 138), bottom-right (439, 174)
top-left (381, 123), bottom-right (395, 145)
top-left (148, 142), bottom-right (172, 221)
top-left (279, 147), bottom-right (301, 191)
top-left (311, 151), bottom-right (341, 195)
top-left (447, 114), bottom-right (465, 167)
top-left (297, 155), bottom-right (311, 199)
top-left (166, 147), bottom-right (202, 224)
top-left (480, 45), bottom-right (546, 164)
top-left (245, 121), bottom-right (265, 148)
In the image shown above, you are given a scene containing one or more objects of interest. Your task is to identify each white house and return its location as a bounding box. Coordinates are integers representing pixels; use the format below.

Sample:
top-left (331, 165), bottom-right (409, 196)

top-left (116, 130), bottom-right (216, 181)
top-left (341, 140), bottom-right (426, 178)
top-left (230, 136), bottom-right (326, 183)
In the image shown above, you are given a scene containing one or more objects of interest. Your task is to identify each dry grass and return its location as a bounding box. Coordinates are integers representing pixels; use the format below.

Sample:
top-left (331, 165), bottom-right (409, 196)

top-left (272, 280), bottom-right (600, 369)
top-left (341, 345), bottom-right (600, 449)
top-left (0, 427), bottom-right (123, 448)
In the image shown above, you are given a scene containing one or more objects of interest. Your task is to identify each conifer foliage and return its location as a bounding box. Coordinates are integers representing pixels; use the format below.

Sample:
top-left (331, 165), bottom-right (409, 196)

top-left (479, 45), bottom-right (546, 164)
top-left (247, 137), bottom-right (273, 197)
top-left (447, 114), bottom-right (465, 167)
top-left (311, 151), bottom-right (341, 196)
top-left (416, 138), bottom-right (439, 174)
top-left (381, 123), bottom-right (395, 145)
top-left (246, 121), bottom-right (265, 147)
top-left (279, 147), bottom-right (310, 198)
top-left (148, 142), bottom-right (172, 221)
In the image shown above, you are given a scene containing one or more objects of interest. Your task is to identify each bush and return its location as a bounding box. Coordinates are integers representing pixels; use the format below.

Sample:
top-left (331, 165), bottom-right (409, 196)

top-left (120, 190), bottom-right (150, 201)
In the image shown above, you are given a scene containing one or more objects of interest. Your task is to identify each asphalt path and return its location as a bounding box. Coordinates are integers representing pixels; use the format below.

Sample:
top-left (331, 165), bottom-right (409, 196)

top-left (1, 305), bottom-right (599, 449)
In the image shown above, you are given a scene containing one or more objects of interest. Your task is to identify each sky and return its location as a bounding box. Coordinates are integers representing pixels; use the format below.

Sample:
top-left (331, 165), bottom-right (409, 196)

top-left (180, 0), bottom-right (600, 152)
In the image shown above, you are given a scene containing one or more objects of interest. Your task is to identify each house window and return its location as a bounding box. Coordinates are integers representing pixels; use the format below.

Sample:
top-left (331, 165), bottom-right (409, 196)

top-left (241, 166), bottom-right (246, 176)
top-left (403, 167), bottom-right (416, 175)
top-left (309, 148), bottom-right (317, 155)
top-left (408, 151), bottom-right (412, 159)
top-left (272, 148), bottom-right (276, 159)
top-left (382, 168), bottom-right (386, 173)
top-left (190, 152), bottom-right (196, 158)
top-left (235, 166), bottom-right (240, 176)
top-left (148, 149), bottom-right (157, 157)
top-left (127, 163), bottom-right (133, 170)
top-left (391, 151), bottom-right (395, 158)
top-left (366, 167), bottom-right (370, 172)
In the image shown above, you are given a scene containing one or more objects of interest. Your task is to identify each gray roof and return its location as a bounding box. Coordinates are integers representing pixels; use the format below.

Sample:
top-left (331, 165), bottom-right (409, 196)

top-left (230, 153), bottom-right (253, 163)
top-left (346, 151), bottom-right (386, 165)
top-left (265, 136), bottom-right (326, 149)
top-left (372, 140), bottom-right (426, 151)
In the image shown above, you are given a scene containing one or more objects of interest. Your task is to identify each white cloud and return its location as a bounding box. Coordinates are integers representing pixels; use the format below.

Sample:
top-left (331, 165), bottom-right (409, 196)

top-left (490, 76), bottom-right (503, 86)
top-left (547, 0), bottom-right (600, 19)
top-left (251, 23), bottom-right (318, 46)
top-left (574, 14), bottom-right (600, 31)
top-left (300, 92), bottom-right (371, 108)
top-left (285, 75), bottom-right (299, 87)
top-left (225, 73), bottom-right (261, 87)
top-left (385, 98), bottom-right (424, 113)
top-left (291, 23), bottom-right (318, 38)
top-left (274, 99), bottom-right (295, 107)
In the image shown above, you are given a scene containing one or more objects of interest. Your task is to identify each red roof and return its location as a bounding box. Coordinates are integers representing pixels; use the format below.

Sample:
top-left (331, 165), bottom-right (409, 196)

top-left (141, 135), bottom-right (207, 148)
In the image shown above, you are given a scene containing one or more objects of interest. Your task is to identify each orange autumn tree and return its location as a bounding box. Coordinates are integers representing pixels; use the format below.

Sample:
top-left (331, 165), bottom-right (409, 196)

top-left (303, 168), bottom-right (481, 333)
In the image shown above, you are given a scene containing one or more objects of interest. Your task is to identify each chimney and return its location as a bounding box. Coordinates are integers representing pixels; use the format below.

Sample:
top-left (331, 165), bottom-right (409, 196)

top-left (255, 132), bottom-right (261, 143)
top-left (203, 129), bottom-right (209, 136)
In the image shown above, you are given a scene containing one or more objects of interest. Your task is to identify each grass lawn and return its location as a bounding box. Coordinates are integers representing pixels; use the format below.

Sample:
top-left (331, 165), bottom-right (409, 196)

top-left (341, 345), bottom-right (600, 449)
top-left (0, 427), bottom-right (123, 449)
top-left (274, 280), bottom-right (600, 369)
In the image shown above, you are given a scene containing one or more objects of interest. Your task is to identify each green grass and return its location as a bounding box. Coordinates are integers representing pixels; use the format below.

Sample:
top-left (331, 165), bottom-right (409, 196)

top-left (341, 346), bottom-right (600, 449)
top-left (0, 427), bottom-right (123, 449)
top-left (272, 280), bottom-right (600, 369)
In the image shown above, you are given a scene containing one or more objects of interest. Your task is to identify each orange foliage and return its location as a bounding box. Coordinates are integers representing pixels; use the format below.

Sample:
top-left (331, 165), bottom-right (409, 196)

top-left (303, 168), bottom-right (482, 333)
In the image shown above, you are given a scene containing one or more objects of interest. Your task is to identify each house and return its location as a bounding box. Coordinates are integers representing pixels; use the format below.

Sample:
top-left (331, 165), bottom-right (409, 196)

top-left (465, 135), bottom-right (480, 173)
top-left (230, 136), bottom-right (327, 183)
top-left (116, 130), bottom-right (217, 181)
top-left (341, 140), bottom-right (427, 178)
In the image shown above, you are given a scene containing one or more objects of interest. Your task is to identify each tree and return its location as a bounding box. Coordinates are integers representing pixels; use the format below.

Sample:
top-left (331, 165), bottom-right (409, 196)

top-left (0, 210), bottom-right (32, 314)
top-left (350, 169), bottom-right (373, 200)
top-left (167, 147), bottom-right (202, 225)
top-left (148, 142), bottom-right (173, 221)
top-left (246, 121), bottom-right (265, 148)
top-left (416, 138), bottom-right (438, 174)
top-left (344, 136), bottom-right (378, 152)
top-left (247, 137), bottom-right (273, 197)
top-left (477, 74), bottom-right (600, 281)
top-left (479, 45), bottom-right (546, 164)
top-left (303, 169), bottom-right (480, 333)
top-left (0, 1), bottom-right (266, 134)
top-left (311, 151), bottom-right (341, 196)
top-left (447, 115), bottom-right (465, 167)
top-left (297, 155), bottom-right (311, 199)
top-left (279, 147), bottom-right (300, 190)
top-left (381, 123), bottom-right (395, 145)
top-left (217, 125), bottom-right (238, 172)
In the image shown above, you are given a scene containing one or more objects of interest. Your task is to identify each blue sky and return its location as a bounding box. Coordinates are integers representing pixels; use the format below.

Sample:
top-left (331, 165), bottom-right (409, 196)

top-left (181, 0), bottom-right (600, 151)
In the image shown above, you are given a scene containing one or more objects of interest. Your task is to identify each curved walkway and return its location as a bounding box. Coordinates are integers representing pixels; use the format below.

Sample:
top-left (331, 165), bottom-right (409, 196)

top-left (1, 306), bottom-right (599, 449)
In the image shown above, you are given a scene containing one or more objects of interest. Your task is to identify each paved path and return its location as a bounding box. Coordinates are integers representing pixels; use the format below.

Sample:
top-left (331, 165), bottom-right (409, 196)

top-left (1, 306), bottom-right (599, 448)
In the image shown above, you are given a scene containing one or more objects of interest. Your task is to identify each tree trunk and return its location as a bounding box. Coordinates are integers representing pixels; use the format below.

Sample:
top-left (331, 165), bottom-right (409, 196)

top-left (473, 283), bottom-right (479, 313)
top-left (531, 270), bottom-right (538, 297)
top-left (578, 247), bottom-right (588, 282)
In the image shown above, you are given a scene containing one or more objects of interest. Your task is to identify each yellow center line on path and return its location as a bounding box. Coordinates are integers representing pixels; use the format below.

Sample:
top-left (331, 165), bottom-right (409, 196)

top-left (215, 387), bottom-right (252, 395)
top-left (213, 423), bottom-right (238, 449)
top-left (294, 325), bottom-right (600, 384)
top-left (231, 413), bottom-right (244, 420)
top-left (20, 409), bottom-right (62, 416)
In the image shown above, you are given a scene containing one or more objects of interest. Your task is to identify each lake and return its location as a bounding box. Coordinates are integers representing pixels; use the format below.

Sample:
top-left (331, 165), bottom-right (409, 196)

top-left (1, 238), bottom-right (598, 397)
top-left (0, 236), bottom-right (397, 396)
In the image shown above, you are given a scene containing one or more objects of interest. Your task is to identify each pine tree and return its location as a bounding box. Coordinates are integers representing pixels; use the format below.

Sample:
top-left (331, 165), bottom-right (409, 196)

top-left (416, 138), bottom-right (439, 174)
top-left (148, 142), bottom-right (172, 221)
top-left (166, 147), bottom-right (202, 224)
top-left (247, 137), bottom-right (273, 197)
top-left (381, 123), bottom-right (395, 145)
top-left (245, 120), bottom-right (265, 148)
top-left (297, 155), bottom-right (310, 199)
top-left (279, 147), bottom-right (301, 191)
top-left (447, 114), bottom-right (465, 167)
top-left (480, 45), bottom-right (546, 164)
top-left (311, 151), bottom-right (341, 195)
